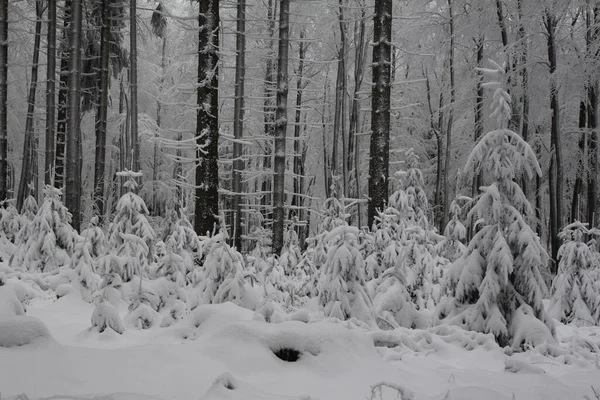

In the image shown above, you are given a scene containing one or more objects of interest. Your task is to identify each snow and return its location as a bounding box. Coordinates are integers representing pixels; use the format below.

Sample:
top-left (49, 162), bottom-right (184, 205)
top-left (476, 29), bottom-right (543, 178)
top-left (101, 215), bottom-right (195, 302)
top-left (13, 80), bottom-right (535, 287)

top-left (1, 287), bottom-right (599, 399)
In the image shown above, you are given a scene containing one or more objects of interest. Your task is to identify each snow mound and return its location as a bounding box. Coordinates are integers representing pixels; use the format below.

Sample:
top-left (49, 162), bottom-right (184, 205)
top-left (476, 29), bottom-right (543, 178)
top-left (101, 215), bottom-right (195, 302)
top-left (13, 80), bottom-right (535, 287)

top-left (504, 358), bottom-right (545, 374)
top-left (433, 387), bottom-right (511, 400)
top-left (200, 372), bottom-right (318, 400)
top-left (0, 315), bottom-right (52, 347)
top-left (0, 284), bottom-right (25, 316)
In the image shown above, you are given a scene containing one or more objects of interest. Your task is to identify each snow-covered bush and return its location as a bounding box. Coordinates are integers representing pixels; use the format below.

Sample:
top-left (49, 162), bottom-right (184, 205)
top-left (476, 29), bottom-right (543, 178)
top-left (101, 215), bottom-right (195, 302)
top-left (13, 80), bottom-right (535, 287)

top-left (70, 235), bottom-right (100, 302)
top-left (549, 221), bottom-right (600, 326)
top-left (80, 216), bottom-right (106, 258)
top-left (317, 224), bottom-right (374, 325)
top-left (195, 231), bottom-right (247, 306)
top-left (10, 185), bottom-right (77, 272)
top-left (437, 61), bottom-right (554, 348)
top-left (106, 170), bottom-right (156, 282)
top-left (161, 206), bottom-right (202, 282)
top-left (436, 199), bottom-right (468, 263)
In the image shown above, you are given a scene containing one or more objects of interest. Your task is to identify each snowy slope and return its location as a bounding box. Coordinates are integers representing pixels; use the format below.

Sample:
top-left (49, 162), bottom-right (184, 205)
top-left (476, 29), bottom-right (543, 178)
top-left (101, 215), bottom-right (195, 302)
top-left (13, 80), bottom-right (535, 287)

top-left (1, 291), bottom-right (599, 400)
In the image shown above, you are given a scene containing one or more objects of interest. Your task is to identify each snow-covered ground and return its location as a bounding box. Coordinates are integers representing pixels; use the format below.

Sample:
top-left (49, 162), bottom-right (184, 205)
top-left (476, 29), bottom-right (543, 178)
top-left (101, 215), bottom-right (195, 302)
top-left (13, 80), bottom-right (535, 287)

top-left (1, 286), bottom-right (599, 400)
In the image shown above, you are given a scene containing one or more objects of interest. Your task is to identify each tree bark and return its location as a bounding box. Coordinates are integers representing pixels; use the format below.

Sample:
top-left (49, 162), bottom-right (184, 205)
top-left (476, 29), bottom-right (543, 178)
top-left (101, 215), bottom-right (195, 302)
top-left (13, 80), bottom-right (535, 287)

top-left (194, 0), bottom-right (220, 236)
top-left (93, 0), bottom-right (111, 222)
top-left (55, 0), bottom-right (71, 190)
top-left (261, 0), bottom-right (276, 221)
top-left (572, 100), bottom-right (586, 222)
top-left (17, 1), bottom-right (43, 211)
top-left (291, 31), bottom-right (306, 242)
top-left (272, 0), bottom-right (290, 255)
top-left (587, 2), bottom-right (599, 226)
top-left (129, 0), bottom-right (139, 174)
top-left (367, 0), bottom-right (392, 228)
top-left (442, 0), bottom-right (456, 231)
top-left (66, 0), bottom-right (83, 230)
top-left (545, 9), bottom-right (563, 268)
top-left (45, 0), bottom-right (57, 186)
top-left (0, 0), bottom-right (7, 202)
top-left (232, 0), bottom-right (246, 249)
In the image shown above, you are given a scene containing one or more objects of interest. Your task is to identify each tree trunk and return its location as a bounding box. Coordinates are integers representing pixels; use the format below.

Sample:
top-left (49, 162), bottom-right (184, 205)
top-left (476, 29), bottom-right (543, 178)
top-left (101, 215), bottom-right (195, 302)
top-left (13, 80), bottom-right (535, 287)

top-left (545, 9), bottom-right (563, 268)
top-left (0, 0), bottom-right (7, 202)
top-left (129, 0), bottom-right (139, 174)
top-left (572, 100), bottom-right (586, 223)
top-left (231, 0), bottom-right (246, 249)
top-left (93, 0), bottom-right (110, 222)
top-left (66, 0), bottom-right (83, 230)
top-left (587, 3), bottom-right (599, 226)
top-left (261, 0), bottom-right (276, 221)
top-left (367, 0), bottom-right (392, 228)
top-left (442, 0), bottom-right (456, 231)
top-left (194, 0), bottom-right (220, 236)
top-left (349, 3), bottom-right (367, 227)
top-left (272, 0), bottom-right (290, 256)
top-left (517, 0), bottom-right (530, 196)
top-left (434, 89), bottom-right (444, 232)
top-left (291, 32), bottom-right (305, 217)
top-left (55, 0), bottom-right (71, 190)
top-left (17, 1), bottom-right (43, 211)
top-left (468, 34), bottom-right (484, 240)
top-left (45, 0), bottom-right (57, 186)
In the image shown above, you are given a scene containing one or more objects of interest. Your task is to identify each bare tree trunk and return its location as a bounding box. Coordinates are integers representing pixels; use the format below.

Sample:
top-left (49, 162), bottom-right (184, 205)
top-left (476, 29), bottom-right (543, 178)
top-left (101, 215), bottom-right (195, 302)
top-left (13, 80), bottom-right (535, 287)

top-left (545, 9), bottom-right (563, 269)
top-left (66, 0), bottom-right (83, 230)
top-left (130, 0), bottom-right (139, 174)
top-left (367, 0), bottom-right (392, 228)
top-left (442, 0), bottom-right (456, 231)
top-left (272, 0), bottom-right (290, 256)
top-left (587, 2), bottom-right (599, 226)
top-left (232, 0), bottom-right (246, 249)
top-left (152, 39), bottom-right (165, 215)
top-left (45, 0), bottom-right (56, 186)
top-left (55, 0), bottom-right (71, 190)
top-left (434, 89), bottom-right (444, 232)
top-left (194, 0), bottom-right (220, 236)
top-left (468, 34), bottom-right (484, 240)
top-left (291, 31), bottom-right (305, 221)
top-left (349, 2), bottom-right (367, 227)
top-left (261, 0), bottom-right (276, 221)
top-left (322, 71), bottom-right (331, 199)
top-left (572, 100), bottom-right (586, 222)
top-left (0, 0), bottom-right (7, 202)
top-left (517, 0), bottom-right (530, 196)
top-left (17, 1), bottom-right (43, 211)
top-left (93, 0), bottom-right (110, 221)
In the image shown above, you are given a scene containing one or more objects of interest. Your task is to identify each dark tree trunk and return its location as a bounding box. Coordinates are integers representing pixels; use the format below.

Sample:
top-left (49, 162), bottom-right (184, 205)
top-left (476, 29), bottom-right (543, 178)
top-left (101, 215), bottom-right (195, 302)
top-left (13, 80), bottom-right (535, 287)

top-left (194, 0), bottom-right (220, 236)
top-left (572, 100), bottom-right (586, 223)
top-left (272, 0), bottom-right (290, 255)
top-left (545, 9), bottom-right (563, 269)
top-left (442, 0), bottom-right (456, 231)
top-left (45, 0), bottom-right (57, 186)
top-left (367, 0), bottom-right (392, 228)
top-left (0, 0), bottom-right (7, 202)
top-left (66, 0), bottom-right (83, 230)
top-left (291, 31), bottom-right (305, 239)
top-left (587, 3), bottom-right (599, 226)
top-left (55, 0), bottom-right (72, 190)
top-left (130, 0), bottom-right (139, 174)
top-left (93, 0), bottom-right (111, 221)
top-left (17, 1), bottom-right (43, 211)
top-left (232, 0), bottom-right (246, 249)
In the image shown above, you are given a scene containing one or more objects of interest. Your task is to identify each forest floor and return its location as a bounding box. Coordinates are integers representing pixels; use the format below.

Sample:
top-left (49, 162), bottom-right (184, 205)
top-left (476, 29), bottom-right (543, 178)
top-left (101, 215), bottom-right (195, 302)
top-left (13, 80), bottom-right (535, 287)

top-left (1, 282), bottom-right (600, 400)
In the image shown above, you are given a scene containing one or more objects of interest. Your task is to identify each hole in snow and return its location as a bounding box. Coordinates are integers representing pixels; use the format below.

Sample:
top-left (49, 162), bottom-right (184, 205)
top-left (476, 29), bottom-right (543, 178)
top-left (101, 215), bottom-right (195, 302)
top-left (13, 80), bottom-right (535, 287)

top-left (273, 347), bottom-right (302, 362)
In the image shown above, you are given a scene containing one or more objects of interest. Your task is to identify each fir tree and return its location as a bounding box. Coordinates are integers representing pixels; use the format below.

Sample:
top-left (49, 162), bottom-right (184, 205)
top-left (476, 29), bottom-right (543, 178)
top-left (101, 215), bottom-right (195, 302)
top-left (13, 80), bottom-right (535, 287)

top-left (439, 61), bottom-right (554, 348)
top-left (549, 222), bottom-right (600, 326)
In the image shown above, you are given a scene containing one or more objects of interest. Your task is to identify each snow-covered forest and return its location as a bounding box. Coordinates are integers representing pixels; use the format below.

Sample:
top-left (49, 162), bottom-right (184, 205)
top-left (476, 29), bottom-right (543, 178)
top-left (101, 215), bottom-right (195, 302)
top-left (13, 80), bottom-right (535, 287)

top-left (1, 0), bottom-right (600, 398)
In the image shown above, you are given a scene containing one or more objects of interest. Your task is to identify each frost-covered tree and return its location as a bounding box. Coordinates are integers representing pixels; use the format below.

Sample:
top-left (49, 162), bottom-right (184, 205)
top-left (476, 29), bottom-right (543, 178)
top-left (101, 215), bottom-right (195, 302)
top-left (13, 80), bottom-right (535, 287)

top-left (549, 222), bottom-right (600, 326)
top-left (436, 199), bottom-right (467, 263)
top-left (160, 206), bottom-right (202, 283)
top-left (196, 230), bottom-right (247, 306)
top-left (394, 148), bottom-right (430, 229)
top-left (438, 61), bottom-right (554, 348)
top-left (280, 223), bottom-right (302, 276)
top-left (10, 185), bottom-right (77, 272)
top-left (317, 224), bottom-right (374, 325)
top-left (106, 170), bottom-right (156, 282)
top-left (80, 216), bottom-right (106, 259)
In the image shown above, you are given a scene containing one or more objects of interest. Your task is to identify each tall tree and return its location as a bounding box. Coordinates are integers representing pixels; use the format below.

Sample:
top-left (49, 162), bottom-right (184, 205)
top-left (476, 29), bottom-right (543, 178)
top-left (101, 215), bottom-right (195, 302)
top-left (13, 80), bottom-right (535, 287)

top-left (367, 0), bottom-right (392, 228)
top-left (66, 0), bottom-right (83, 230)
top-left (271, 0), bottom-right (290, 255)
top-left (232, 0), bottom-right (246, 249)
top-left (130, 0), bottom-right (139, 172)
top-left (45, 0), bottom-right (57, 185)
top-left (194, 0), bottom-right (220, 236)
top-left (544, 6), bottom-right (564, 268)
top-left (55, 0), bottom-right (72, 190)
top-left (442, 0), bottom-right (456, 231)
top-left (93, 0), bottom-right (111, 221)
top-left (587, 1), bottom-right (599, 226)
top-left (291, 30), bottom-right (306, 244)
top-left (16, 0), bottom-right (44, 210)
top-left (0, 0), bottom-right (7, 201)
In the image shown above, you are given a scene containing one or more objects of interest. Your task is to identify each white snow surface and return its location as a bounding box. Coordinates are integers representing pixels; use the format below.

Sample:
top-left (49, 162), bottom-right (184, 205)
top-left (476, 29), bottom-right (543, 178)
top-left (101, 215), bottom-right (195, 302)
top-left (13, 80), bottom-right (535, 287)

top-left (0, 283), bottom-right (599, 400)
